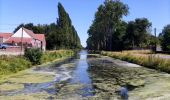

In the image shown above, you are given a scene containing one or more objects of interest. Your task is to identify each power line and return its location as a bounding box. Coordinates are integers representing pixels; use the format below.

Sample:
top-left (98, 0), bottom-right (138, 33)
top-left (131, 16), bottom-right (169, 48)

top-left (0, 24), bottom-right (20, 26)
top-left (0, 27), bottom-right (15, 29)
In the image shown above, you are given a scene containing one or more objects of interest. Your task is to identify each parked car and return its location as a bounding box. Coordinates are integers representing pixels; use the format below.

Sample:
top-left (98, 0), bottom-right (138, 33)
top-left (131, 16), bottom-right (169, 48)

top-left (0, 44), bottom-right (9, 49)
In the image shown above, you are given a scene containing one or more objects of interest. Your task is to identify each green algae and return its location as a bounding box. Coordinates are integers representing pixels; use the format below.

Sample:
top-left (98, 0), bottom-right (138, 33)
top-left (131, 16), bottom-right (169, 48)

top-left (0, 83), bottom-right (24, 91)
top-left (0, 92), bottom-right (55, 100)
top-left (57, 84), bottom-right (84, 99)
top-left (0, 53), bottom-right (76, 100)
top-left (88, 55), bottom-right (170, 99)
top-left (8, 73), bottom-right (55, 83)
top-left (129, 74), bottom-right (170, 99)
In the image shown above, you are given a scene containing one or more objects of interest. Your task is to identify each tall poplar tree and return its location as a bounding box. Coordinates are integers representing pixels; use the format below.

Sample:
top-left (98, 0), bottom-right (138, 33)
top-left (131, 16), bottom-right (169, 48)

top-left (13, 2), bottom-right (82, 50)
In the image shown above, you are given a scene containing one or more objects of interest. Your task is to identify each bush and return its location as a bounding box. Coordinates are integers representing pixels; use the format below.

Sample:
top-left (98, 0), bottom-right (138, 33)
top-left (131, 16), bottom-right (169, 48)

top-left (24, 48), bottom-right (43, 65)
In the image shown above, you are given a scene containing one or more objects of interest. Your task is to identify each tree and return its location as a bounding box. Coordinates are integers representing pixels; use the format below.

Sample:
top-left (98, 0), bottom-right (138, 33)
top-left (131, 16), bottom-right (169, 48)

top-left (113, 21), bottom-right (127, 50)
top-left (124, 18), bottom-right (152, 49)
top-left (87, 0), bottom-right (129, 51)
top-left (87, 0), bottom-right (152, 51)
top-left (13, 24), bottom-right (24, 33)
top-left (13, 2), bottom-right (82, 50)
top-left (57, 2), bottom-right (81, 49)
top-left (161, 25), bottom-right (170, 51)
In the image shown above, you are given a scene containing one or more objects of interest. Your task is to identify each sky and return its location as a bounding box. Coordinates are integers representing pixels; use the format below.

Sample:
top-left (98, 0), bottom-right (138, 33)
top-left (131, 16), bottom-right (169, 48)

top-left (0, 0), bottom-right (170, 47)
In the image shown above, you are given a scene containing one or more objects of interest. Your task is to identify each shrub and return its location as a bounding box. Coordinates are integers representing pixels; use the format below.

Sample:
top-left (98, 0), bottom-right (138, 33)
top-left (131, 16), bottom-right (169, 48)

top-left (24, 48), bottom-right (43, 65)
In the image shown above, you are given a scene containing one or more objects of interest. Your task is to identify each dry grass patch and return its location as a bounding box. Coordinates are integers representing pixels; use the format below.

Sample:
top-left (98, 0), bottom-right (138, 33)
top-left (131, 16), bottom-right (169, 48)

top-left (101, 51), bottom-right (170, 73)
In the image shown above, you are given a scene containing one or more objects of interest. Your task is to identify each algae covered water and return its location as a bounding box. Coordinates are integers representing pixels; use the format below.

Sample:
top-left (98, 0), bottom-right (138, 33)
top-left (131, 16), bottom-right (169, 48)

top-left (0, 50), bottom-right (94, 99)
top-left (1, 50), bottom-right (170, 99)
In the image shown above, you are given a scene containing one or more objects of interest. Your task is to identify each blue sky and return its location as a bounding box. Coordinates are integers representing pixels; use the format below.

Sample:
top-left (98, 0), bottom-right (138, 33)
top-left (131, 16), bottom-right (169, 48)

top-left (0, 0), bottom-right (170, 47)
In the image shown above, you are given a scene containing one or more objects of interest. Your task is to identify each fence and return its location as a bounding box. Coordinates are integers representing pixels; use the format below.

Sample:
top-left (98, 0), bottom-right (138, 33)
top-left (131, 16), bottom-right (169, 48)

top-left (0, 46), bottom-right (24, 55)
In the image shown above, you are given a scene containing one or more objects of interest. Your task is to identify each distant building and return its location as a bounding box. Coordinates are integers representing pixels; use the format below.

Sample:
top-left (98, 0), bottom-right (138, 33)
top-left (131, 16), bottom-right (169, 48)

top-left (0, 33), bottom-right (13, 43)
top-left (0, 27), bottom-right (46, 51)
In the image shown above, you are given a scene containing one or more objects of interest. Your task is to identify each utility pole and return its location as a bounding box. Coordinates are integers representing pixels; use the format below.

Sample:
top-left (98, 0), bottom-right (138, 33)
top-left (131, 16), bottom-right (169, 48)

top-left (21, 27), bottom-right (24, 55)
top-left (154, 28), bottom-right (157, 53)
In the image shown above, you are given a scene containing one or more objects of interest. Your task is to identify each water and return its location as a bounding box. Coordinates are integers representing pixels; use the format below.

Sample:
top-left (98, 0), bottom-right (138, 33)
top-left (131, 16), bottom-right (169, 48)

top-left (0, 50), bottom-right (94, 98)
top-left (69, 50), bottom-right (94, 97)
top-left (70, 50), bottom-right (92, 84)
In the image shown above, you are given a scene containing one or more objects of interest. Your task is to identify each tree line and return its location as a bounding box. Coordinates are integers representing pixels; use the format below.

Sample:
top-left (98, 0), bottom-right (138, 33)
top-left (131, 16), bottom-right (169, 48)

top-left (14, 2), bottom-right (81, 50)
top-left (87, 0), bottom-right (156, 51)
top-left (159, 25), bottom-right (170, 51)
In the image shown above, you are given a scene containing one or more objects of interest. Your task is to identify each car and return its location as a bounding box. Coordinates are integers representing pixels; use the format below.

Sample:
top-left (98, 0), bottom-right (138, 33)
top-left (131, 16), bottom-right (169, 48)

top-left (0, 44), bottom-right (9, 49)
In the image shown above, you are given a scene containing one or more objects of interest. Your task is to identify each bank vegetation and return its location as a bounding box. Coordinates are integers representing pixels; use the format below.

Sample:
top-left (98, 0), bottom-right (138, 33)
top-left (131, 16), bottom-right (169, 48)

top-left (0, 50), bottom-right (75, 77)
top-left (101, 51), bottom-right (170, 73)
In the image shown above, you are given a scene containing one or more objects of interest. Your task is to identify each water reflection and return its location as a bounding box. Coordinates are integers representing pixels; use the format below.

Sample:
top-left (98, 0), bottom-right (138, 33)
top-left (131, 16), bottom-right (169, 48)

top-left (69, 50), bottom-right (94, 96)
top-left (71, 50), bottom-right (92, 84)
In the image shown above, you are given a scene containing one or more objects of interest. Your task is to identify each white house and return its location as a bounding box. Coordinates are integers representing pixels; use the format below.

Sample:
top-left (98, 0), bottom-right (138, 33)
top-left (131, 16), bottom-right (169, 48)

top-left (1, 27), bottom-right (46, 51)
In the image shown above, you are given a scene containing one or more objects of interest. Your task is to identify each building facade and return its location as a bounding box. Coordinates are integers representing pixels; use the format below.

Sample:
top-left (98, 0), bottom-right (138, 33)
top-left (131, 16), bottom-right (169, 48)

top-left (0, 27), bottom-right (46, 51)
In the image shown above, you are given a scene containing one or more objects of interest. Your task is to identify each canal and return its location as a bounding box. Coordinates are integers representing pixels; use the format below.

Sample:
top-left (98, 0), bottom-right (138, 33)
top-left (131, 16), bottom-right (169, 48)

top-left (1, 50), bottom-right (170, 100)
top-left (0, 50), bottom-right (94, 99)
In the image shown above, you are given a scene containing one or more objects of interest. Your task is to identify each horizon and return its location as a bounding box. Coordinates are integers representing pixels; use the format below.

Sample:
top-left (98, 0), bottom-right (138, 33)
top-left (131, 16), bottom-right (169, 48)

top-left (0, 0), bottom-right (170, 47)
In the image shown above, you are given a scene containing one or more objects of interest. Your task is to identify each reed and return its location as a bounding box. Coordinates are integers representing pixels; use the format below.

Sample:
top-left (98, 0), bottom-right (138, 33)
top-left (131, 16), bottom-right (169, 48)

top-left (101, 51), bottom-right (170, 73)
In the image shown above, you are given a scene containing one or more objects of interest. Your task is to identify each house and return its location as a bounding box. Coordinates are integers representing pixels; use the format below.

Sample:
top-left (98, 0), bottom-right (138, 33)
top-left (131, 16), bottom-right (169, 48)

top-left (0, 27), bottom-right (46, 51)
top-left (0, 33), bottom-right (13, 43)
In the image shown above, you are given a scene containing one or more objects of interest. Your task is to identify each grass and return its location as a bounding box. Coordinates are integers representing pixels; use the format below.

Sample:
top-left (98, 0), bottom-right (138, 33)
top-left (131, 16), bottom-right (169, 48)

top-left (0, 50), bottom-right (75, 77)
top-left (101, 50), bottom-right (170, 73)
top-left (0, 56), bottom-right (32, 76)
top-left (41, 50), bottom-right (75, 63)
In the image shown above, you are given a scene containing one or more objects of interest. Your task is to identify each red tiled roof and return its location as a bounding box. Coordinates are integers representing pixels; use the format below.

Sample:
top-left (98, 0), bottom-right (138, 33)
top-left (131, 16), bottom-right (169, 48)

top-left (5, 37), bottom-right (32, 43)
top-left (4, 28), bottom-right (46, 45)
top-left (35, 34), bottom-right (45, 42)
top-left (0, 33), bottom-right (13, 39)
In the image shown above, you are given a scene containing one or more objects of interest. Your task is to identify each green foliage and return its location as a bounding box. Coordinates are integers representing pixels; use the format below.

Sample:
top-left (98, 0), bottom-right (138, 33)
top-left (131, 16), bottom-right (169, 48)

top-left (124, 18), bottom-right (152, 49)
top-left (57, 3), bottom-right (81, 49)
top-left (87, 1), bottom-right (152, 51)
top-left (0, 50), bottom-right (75, 77)
top-left (0, 56), bottom-right (32, 77)
top-left (13, 2), bottom-right (82, 50)
top-left (160, 25), bottom-right (170, 51)
top-left (41, 50), bottom-right (74, 63)
top-left (87, 0), bottom-right (129, 51)
top-left (24, 48), bottom-right (43, 65)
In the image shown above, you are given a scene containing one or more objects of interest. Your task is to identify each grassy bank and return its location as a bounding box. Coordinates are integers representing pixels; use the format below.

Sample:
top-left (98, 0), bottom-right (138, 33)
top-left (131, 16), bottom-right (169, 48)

top-left (0, 50), bottom-right (75, 77)
top-left (41, 50), bottom-right (75, 63)
top-left (101, 50), bottom-right (170, 73)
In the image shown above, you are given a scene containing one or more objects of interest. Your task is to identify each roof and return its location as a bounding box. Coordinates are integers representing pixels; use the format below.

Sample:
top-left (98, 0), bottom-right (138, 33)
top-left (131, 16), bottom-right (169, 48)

top-left (4, 28), bottom-right (46, 44)
top-left (23, 28), bottom-right (36, 38)
top-left (5, 37), bottom-right (32, 43)
top-left (0, 33), bottom-right (13, 39)
top-left (35, 34), bottom-right (45, 42)
top-left (23, 28), bottom-right (45, 41)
